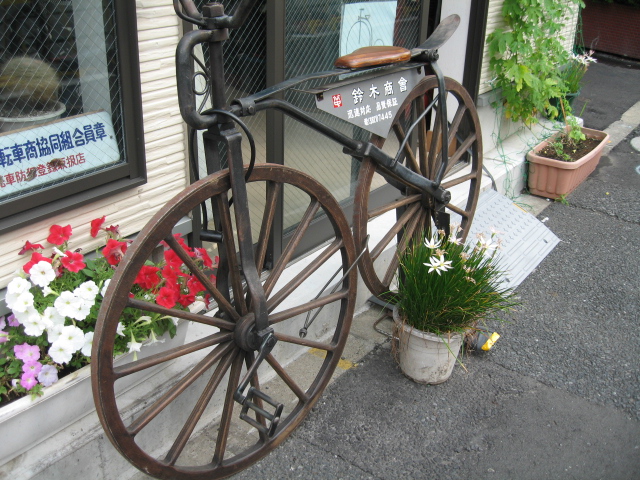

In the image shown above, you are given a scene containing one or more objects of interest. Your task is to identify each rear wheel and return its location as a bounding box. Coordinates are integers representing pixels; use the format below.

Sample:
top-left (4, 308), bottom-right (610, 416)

top-left (353, 75), bottom-right (483, 301)
top-left (92, 164), bottom-right (357, 479)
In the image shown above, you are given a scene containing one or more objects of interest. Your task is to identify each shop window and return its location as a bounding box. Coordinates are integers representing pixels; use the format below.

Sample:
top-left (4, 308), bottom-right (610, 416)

top-left (0, 0), bottom-right (145, 233)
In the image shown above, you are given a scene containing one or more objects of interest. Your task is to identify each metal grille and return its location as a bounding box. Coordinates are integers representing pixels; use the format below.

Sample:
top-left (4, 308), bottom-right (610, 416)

top-left (0, 0), bottom-right (125, 204)
top-left (283, 0), bottom-right (421, 231)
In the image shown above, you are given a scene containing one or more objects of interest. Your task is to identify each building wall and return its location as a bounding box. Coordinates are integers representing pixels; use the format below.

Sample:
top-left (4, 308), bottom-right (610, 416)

top-left (0, 0), bottom-right (187, 290)
top-left (581, 0), bottom-right (640, 60)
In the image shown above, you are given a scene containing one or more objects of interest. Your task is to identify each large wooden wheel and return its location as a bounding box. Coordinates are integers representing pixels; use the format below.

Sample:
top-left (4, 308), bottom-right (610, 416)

top-left (353, 75), bottom-right (483, 301)
top-left (92, 164), bottom-right (357, 479)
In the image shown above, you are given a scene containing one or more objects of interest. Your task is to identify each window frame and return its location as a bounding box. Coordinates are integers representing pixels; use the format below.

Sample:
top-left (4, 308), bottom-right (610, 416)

top-left (0, 0), bottom-right (146, 234)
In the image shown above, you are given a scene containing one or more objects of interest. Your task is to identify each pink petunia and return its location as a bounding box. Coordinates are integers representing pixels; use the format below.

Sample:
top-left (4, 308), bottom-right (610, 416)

top-left (7, 314), bottom-right (19, 327)
top-left (47, 224), bottom-right (72, 245)
top-left (90, 216), bottom-right (106, 238)
top-left (0, 330), bottom-right (8, 343)
top-left (61, 250), bottom-right (86, 273)
top-left (14, 343), bottom-right (41, 364)
top-left (20, 372), bottom-right (38, 391)
top-left (22, 361), bottom-right (43, 377)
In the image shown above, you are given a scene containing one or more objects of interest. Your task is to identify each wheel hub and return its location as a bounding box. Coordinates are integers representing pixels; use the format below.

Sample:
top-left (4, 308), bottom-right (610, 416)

top-left (234, 313), bottom-right (260, 351)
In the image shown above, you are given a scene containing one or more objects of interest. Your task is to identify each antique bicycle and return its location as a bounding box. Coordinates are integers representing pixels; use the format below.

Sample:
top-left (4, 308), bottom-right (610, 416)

top-left (91, 1), bottom-right (483, 478)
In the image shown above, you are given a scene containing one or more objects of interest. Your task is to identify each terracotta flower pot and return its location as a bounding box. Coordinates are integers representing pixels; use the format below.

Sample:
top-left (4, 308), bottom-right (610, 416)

top-left (527, 126), bottom-right (610, 199)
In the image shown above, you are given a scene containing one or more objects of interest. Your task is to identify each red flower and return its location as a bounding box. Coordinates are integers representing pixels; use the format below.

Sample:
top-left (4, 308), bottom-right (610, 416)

top-left (61, 250), bottom-right (86, 273)
top-left (178, 292), bottom-right (195, 307)
top-left (102, 239), bottom-right (128, 266)
top-left (105, 224), bottom-right (120, 236)
top-left (47, 224), bottom-right (72, 245)
top-left (18, 241), bottom-right (44, 255)
top-left (194, 248), bottom-right (214, 267)
top-left (23, 252), bottom-right (53, 274)
top-left (187, 275), bottom-right (205, 295)
top-left (90, 216), bottom-right (106, 237)
top-left (156, 286), bottom-right (179, 309)
top-left (135, 265), bottom-right (161, 290)
top-left (164, 250), bottom-right (184, 269)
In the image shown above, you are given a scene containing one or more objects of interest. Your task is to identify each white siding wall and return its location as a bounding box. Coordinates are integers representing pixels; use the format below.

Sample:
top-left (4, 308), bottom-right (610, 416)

top-left (479, 0), bottom-right (581, 95)
top-left (0, 0), bottom-right (187, 289)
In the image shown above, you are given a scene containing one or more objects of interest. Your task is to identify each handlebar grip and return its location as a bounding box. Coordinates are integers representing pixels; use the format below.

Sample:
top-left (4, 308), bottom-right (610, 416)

top-left (175, 29), bottom-right (219, 130)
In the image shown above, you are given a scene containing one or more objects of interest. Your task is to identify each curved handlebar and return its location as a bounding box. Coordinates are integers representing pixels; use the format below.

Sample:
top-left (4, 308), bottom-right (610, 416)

top-left (176, 29), bottom-right (220, 129)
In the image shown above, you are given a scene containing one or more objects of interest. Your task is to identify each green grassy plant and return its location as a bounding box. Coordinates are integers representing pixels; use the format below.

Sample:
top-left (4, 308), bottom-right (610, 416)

top-left (396, 229), bottom-right (518, 335)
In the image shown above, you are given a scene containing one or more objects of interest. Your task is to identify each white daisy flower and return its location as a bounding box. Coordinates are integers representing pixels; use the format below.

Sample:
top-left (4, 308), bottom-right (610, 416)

top-left (424, 255), bottom-right (453, 275)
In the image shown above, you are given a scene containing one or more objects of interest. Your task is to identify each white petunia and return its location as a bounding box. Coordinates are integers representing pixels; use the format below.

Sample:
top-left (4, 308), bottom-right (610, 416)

top-left (127, 338), bottom-right (142, 353)
top-left (53, 291), bottom-right (83, 318)
top-left (116, 322), bottom-right (126, 336)
top-left (144, 330), bottom-right (165, 346)
top-left (47, 323), bottom-right (65, 343)
top-left (67, 298), bottom-right (92, 321)
top-left (53, 247), bottom-right (67, 257)
top-left (7, 277), bottom-right (31, 296)
top-left (74, 281), bottom-right (99, 302)
top-left (29, 261), bottom-right (56, 288)
top-left (100, 279), bottom-right (111, 297)
top-left (58, 325), bottom-right (85, 352)
top-left (42, 285), bottom-right (55, 296)
top-left (22, 312), bottom-right (51, 337)
top-left (10, 291), bottom-right (35, 313)
top-left (48, 338), bottom-right (75, 364)
top-left (13, 304), bottom-right (39, 326)
top-left (42, 306), bottom-right (66, 327)
top-left (81, 332), bottom-right (94, 357)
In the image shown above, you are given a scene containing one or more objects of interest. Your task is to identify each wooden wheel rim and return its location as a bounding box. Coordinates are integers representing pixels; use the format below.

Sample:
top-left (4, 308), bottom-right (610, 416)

top-left (92, 164), bottom-right (357, 479)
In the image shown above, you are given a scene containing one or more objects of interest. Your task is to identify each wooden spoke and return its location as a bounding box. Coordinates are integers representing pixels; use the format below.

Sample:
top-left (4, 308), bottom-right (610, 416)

top-left (262, 198), bottom-right (321, 298)
top-left (212, 349), bottom-right (244, 466)
top-left (126, 297), bottom-right (237, 329)
top-left (164, 347), bottom-right (238, 466)
top-left (114, 331), bottom-right (234, 379)
top-left (254, 180), bottom-right (282, 271)
top-left (266, 353), bottom-right (310, 402)
top-left (274, 332), bottom-right (336, 352)
top-left (126, 342), bottom-right (236, 436)
top-left (268, 290), bottom-right (349, 325)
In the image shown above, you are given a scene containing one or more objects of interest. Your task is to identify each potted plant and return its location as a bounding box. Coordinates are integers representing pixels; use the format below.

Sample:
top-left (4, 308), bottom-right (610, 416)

top-left (0, 216), bottom-right (216, 405)
top-left (393, 227), bottom-right (518, 384)
top-left (487, 0), bottom-right (584, 125)
top-left (527, 102), bottom-right (610, 199)
top-left (549, 51), bottom-right (597, 119)
top-left (0, 217), bottom-right (217, 468)
top-left (0, 57), bottom-right (66, 133)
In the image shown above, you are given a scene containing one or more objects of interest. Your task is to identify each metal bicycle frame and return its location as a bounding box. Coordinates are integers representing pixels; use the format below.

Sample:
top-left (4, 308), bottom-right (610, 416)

top-left (174, 0), bottom-right (452, 340)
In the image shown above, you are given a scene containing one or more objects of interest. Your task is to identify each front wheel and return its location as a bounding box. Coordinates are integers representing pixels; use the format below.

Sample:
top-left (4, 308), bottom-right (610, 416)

top-left (92, 164), bottom-right (357, 479)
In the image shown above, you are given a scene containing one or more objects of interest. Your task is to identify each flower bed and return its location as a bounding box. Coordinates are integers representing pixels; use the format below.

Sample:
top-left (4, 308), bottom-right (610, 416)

top-left (0, 217), bottom-right (216, 404)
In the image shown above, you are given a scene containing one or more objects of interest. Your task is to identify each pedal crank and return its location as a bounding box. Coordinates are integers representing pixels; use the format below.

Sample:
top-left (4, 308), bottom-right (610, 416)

top-left (234, 331), bottom-right (284, 436)
top-left (239, 387), bottom-right (284, 437)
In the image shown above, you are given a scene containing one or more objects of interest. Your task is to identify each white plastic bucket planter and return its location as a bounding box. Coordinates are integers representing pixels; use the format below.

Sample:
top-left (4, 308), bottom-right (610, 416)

top-left (393, 307), bottom-right (463, 384)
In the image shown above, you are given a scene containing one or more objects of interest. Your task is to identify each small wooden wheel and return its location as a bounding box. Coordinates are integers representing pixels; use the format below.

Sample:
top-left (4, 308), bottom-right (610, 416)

top-left (353, 75), bottom-right (483, 301)
top-left (92, 164), bottom-right (357, 479)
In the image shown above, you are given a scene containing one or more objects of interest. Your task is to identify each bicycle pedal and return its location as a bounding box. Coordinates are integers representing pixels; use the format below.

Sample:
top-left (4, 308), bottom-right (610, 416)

top-left (239, 387), bottom-right (284, 437)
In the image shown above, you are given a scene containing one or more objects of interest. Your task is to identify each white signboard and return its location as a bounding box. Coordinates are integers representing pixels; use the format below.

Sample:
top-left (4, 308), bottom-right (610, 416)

top-left (0, 111), bottom-right (120, 200)
top-left (340, 1), bottom-right (398, 56)
top-left (316, 67), bottom-right (421, 138)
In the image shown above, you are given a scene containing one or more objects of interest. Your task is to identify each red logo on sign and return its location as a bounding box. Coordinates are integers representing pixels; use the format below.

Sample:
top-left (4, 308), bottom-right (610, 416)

top-left (332, 94), bottom-right (343, 108)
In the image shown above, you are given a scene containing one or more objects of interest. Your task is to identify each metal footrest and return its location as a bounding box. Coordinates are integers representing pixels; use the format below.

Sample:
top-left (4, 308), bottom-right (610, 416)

top-left (239, 387), bottom-right (284, 437)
